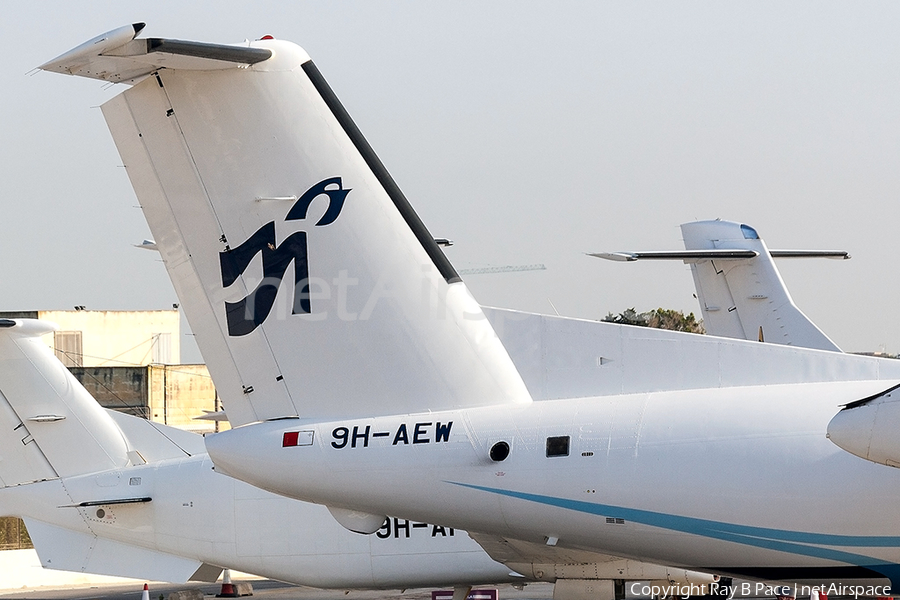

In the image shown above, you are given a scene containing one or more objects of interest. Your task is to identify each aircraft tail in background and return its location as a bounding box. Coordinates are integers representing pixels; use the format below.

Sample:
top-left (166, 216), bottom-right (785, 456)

top-left (0, 320), bottom-right (515, 589)
top-left (41, 25), bottom-right (533, 426)
top-left (591, 219), bottom-right (846, 352)
top-left (0, 318), bottom-right (212, 583)
top-left (0, 319), bottom-right (131, 486)
top-left (0, 319), bottom-right (514, 590)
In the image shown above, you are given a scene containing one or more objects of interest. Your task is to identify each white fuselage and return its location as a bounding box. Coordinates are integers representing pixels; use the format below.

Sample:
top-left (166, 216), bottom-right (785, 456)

top-left (207, 379), bottom-right (900, 586)
top-left (0, 453), bottom-right (513, 589)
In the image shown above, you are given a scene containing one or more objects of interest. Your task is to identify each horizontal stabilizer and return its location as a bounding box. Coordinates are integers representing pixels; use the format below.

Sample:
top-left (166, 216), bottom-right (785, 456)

top-left (193, 410), bottom-right (228, 421)
top-left (105, 408), bottom-right (205, 461)
top-left (39, 24), bottom-right (272, 84)
top-left (589, 249), bottom-right (848, 262)
top-left (589, 249), bottom-right (758, 262)
top-left (769, 249), bottom-right (850, 259)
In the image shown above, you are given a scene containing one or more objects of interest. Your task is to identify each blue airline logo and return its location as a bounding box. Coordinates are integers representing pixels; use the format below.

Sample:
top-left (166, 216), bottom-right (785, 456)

top-left (219, 178), bottom-right (349, 336)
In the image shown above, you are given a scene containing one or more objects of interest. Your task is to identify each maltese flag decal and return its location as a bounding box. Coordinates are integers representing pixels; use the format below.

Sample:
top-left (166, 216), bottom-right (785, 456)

top-left (282, 431), bottom-right (315, 447)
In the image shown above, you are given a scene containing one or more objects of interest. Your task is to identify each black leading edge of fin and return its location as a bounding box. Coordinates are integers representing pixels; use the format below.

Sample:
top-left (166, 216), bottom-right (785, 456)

top-left (301, 60), bottom-right (462, 285)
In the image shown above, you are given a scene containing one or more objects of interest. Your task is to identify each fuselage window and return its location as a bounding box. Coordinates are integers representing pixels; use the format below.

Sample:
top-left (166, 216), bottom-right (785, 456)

top-left (546, 435), bottom-right (570, 457)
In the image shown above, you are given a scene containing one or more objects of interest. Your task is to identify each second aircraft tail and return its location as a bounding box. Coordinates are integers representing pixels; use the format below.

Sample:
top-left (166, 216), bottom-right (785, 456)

top-left (681, 220), bottom-right (842, 352)
top-left (0, 319), bottom-right (131, 487)
top-left (590, 219), bottom-right (845, 352)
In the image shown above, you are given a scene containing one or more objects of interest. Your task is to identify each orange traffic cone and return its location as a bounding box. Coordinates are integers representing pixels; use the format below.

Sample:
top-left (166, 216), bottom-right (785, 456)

top-left (141, 583), bottom-right (150, 600)
top-left (217, 569), bottom-right (238, 598)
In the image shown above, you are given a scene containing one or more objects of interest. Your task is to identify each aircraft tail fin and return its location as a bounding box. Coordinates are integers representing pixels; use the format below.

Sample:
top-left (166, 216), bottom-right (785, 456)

top-left (680, 220), bottom-right (842, 352)
top-left (0, 319), bottom-right (131, 486)
top-left (590, 220), bottom-right (844, 352)
top-left (44, 27), bottom-right (532, 425)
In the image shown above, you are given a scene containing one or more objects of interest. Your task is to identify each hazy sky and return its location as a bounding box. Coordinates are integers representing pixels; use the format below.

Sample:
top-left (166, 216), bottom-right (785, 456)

top-left (2, 2), bottom-right (900, 361)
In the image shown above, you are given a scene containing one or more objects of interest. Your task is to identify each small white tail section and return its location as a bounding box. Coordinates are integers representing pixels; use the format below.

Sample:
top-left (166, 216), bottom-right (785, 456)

top-left (590, 220), bottom-right (844, 352)
top-left (0, 316), bottom-right (212, 581)
top-left (0, 319), bottom-right (130, 484)
top-left (47, 28), bottom-right (532, 425)
top-left (681, 220), bottom-right (841, 352)
top-left (24, 519), bottom-right (206, 582)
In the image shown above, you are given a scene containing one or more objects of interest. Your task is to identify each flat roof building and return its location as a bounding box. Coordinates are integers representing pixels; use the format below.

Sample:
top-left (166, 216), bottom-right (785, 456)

top-left (0, 309), bottom-right (180, 367)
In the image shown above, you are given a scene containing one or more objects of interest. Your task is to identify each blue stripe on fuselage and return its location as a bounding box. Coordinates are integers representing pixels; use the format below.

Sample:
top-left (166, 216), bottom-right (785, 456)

top-left (449, 482), bottom-right (900, 587)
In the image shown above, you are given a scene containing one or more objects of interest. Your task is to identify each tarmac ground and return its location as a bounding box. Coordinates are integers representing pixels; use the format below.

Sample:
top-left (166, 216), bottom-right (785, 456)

top-left (0, 580), bottom-right (555, 600)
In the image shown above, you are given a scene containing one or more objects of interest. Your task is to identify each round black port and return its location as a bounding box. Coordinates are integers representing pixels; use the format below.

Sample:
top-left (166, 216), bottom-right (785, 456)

top-left (96, 508), bottom-right (105, 519)
top-left (490, 441), bottom-right (510, 462)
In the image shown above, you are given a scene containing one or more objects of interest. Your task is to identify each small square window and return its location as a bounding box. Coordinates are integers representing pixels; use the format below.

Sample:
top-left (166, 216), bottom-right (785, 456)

top-left (546, 435), bottom-right (570, 457)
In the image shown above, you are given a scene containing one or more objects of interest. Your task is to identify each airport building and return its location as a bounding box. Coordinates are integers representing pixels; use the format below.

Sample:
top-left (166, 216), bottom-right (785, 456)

top-left (0, 309), bottom-right (181, 367)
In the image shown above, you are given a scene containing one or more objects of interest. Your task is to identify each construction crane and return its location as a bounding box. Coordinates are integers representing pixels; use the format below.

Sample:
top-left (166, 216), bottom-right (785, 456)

top-left (458, 264), bottom-right (546, 275)
top-left (432, 238), bottom-right (546, 276)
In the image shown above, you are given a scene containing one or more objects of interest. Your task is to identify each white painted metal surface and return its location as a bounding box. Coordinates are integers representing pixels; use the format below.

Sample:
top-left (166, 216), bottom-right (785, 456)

top-left (591, 219), bottom-right (843, 351)
top-left (207, 379), bottom-right (900, 587)
top-left (828, 385), bottom-right (900, 467)
top-left (681, 220), bottom-right (842, 351)
top-left (40, 25), bottom-right (900, 592)
top-left (98, 35), bottom-right (531, 427)
top-left (0, 320), bottom-right (516, 588)
top-left (484, 307), bottom-right (900, 401)
top-left (0, 319), bottom-right (130, 480)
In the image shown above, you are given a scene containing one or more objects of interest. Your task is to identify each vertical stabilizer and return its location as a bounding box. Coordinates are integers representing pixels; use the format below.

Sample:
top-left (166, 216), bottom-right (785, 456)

top-left (0, 320), bottom-right (130, 483)
top-left (98, 37), bottom-right (531, 424)
top-left (681, 220), bottom-right (841, 352)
